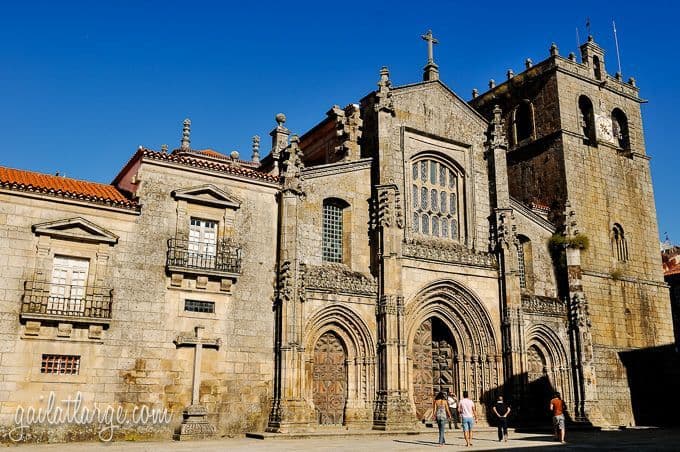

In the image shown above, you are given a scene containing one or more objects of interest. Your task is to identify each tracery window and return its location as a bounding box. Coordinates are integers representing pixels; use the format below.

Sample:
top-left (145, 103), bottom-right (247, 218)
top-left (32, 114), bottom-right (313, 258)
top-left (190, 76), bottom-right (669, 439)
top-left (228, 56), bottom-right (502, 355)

top-left (410, 157), bottom-right (463, 241)
top-left (612, 223), bottom-right (628, 262)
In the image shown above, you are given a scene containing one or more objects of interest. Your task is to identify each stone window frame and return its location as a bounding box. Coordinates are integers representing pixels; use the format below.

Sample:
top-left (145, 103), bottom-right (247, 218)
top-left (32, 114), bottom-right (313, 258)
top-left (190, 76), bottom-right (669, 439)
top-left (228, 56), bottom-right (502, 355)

top-left (322, 197), bottom-right (351, 265)
top-left (408, 152), bottom-right (465, 243)
top-left (23, 217), bottom-right (117, 338)
top-left (511, 100), bottom-right (536, 148)
top-left (611, 108), bottom-right (631, 151)
top-left (612, 223), bottom-right (629, 263)
top-left (577, 95), bottom-right (597, 145)
top-left (516, 234), bottom-right (534, 292)
top-left (172, 184), bottom-right (242, 244)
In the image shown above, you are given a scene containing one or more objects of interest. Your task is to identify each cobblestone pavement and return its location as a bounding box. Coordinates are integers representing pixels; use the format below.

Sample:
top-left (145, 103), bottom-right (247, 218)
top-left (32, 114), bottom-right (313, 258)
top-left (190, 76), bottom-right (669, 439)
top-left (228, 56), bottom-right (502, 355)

top-left (8, 428), bottom-right (680, 451)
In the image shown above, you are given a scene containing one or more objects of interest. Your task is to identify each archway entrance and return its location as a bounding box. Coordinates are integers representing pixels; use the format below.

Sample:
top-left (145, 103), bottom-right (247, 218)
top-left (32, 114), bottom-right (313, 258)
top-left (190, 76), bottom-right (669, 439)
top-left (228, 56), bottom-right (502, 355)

top-left (312, 331), bottom-right (347, 425)
top-left (412, 318), bottom-right (457, 420)
top-left (525, 345), bottom-right (553, 423)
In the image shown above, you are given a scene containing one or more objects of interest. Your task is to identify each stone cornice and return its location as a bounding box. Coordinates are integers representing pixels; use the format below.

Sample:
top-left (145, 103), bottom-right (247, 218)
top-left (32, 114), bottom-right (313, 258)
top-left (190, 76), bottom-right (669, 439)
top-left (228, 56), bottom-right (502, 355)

top-left (301, 158), bottom-right (373, 180)
top-left (521, 294), bottom-right (567, 316)
top-left (0, 188), bottom-right (141, 215)
top-left (302, 263), bottom-right (377, 296)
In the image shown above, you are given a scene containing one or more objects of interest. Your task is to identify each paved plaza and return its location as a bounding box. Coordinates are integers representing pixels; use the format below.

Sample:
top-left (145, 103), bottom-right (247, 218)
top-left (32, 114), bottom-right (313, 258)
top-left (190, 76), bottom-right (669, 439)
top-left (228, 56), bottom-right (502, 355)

top-left (7, 428), bottom-right (680, 451)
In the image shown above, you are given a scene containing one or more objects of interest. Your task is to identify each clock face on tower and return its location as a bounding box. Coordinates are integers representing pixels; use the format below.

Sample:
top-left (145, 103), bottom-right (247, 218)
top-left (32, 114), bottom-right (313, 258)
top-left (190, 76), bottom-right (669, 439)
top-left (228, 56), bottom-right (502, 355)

top-left (596, 114), bottom-right (614, 144)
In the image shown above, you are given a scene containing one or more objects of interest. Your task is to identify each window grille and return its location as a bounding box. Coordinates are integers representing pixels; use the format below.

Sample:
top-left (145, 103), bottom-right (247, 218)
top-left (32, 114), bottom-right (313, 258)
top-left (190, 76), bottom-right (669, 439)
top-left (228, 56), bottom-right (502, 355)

top-left (322, 201), bottom-right (344, 263)
top-left (517, 243), bottom-right (527, 289)
top-left (184, 299), bottom-right (215, 313)
top-left (41, 354), bottom-right (80, 375)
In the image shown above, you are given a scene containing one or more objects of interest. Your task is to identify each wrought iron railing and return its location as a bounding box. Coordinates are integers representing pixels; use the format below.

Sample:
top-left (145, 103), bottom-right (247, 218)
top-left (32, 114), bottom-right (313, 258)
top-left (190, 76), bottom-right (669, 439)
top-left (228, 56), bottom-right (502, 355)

top-left (21, 281), bottom-right (112, 320)
top-left (166, 238), bottom-right (242, 275)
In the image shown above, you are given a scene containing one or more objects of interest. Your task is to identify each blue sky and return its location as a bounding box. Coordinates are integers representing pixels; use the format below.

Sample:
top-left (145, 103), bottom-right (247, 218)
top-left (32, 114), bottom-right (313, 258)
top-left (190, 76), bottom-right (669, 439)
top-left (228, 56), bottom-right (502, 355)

top-left (1, 1), bottom-right (678, 242)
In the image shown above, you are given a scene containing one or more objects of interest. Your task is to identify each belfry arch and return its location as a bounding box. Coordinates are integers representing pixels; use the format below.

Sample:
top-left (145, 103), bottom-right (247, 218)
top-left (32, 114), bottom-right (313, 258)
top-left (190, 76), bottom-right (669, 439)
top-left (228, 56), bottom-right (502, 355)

top-left (405, 280), bottom-right (500, 421)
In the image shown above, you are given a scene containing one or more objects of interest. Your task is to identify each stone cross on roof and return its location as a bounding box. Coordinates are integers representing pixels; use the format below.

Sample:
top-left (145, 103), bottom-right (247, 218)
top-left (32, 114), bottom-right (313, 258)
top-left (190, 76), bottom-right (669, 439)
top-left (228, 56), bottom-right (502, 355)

top-left (421, 30), bottom-right (440, 82)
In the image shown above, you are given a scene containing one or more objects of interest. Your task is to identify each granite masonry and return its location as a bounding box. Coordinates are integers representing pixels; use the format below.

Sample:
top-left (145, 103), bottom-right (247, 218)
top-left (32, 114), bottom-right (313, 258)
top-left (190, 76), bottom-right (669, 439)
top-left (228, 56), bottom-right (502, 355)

top-left (0, 32), bottom-right (674, 443)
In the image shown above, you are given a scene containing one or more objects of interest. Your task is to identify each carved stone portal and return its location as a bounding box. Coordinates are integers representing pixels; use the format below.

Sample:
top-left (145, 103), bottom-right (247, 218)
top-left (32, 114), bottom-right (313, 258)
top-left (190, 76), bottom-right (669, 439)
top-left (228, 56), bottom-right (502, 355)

top-left (312, 331), bottom-right (347, 425)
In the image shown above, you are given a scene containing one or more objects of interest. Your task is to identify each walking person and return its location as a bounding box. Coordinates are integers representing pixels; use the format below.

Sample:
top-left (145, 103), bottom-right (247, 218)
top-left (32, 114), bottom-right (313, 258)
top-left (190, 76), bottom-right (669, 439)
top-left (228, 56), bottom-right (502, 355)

top-left (432, 391), bottom-right (453, 447)
top-left (447, 392), bottom-right (459, 429)
top-left (492, 394), bottom-right (511, 442)
top-left (458, 390), bottom-right (477, 447)
top-left (549, 392), bottom-right (566, 444)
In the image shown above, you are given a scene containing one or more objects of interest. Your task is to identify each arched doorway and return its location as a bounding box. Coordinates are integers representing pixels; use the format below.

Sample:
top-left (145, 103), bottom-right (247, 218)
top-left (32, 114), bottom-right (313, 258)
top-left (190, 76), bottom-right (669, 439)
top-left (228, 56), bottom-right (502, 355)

top-left (312, 331), bottom-right (347, 425)
top-left (412, 318), bottom-right (457, 420)
top-left (407, 280), bottom-right (500, 424)
top-left (525, 344), bottom-right (553, 422)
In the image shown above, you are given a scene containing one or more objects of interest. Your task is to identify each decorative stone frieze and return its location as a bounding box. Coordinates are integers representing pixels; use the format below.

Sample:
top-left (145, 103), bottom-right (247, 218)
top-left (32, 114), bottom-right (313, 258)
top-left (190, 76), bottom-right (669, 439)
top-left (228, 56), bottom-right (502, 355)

top-left (402, 238), bottom-right (497, 268)
top-left (303, 263), bottom-right (377, 296)
top-left (521, 294), bottom-right (567, 316)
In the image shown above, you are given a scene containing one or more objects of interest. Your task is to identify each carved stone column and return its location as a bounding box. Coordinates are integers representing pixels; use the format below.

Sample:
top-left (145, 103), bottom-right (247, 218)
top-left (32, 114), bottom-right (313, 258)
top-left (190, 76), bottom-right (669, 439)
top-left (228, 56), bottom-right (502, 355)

top-left (563, 201), bottom-right (603, 425)
top-left (267, 137), bottom-right (316, 432)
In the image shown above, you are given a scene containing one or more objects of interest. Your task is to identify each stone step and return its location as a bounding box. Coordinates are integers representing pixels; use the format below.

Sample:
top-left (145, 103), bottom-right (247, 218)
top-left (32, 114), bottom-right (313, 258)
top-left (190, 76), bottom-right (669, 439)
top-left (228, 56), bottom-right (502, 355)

top-left (246, 427), bottom-right (515, 440)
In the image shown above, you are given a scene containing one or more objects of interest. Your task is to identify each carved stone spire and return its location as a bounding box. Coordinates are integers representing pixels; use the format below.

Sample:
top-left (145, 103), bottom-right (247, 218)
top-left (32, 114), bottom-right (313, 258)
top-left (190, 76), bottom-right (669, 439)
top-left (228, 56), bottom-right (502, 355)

top-left (252, 135), bottom-right (261, 164)
top-left (421, 29), bottom-right (440, 81)
top-left (181, 118), bottom-right (191, 151)
top-left (489, 105), bottom-right (508, 149)
top-left (281, 135), bottom-right (305, 196)
top-left (375, 66), bottom-right (394, 114)
top-left (269, 113), bottom-right (290, 176)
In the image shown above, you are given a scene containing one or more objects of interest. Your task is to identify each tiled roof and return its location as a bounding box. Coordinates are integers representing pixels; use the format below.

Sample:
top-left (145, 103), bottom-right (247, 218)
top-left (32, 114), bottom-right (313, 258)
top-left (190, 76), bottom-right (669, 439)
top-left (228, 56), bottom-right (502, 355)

top-left (142, 149), bottom-right (278, 183)
top-left (0, 166), bottom-right (138, 210)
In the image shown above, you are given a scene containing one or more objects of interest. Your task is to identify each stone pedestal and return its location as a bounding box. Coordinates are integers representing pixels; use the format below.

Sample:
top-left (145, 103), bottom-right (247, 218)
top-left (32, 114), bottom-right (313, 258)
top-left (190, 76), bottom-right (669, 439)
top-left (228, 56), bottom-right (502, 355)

top-left (174, 404), bottom-right (216, 440)
top-left (372, 393), bottom-right (417, 431)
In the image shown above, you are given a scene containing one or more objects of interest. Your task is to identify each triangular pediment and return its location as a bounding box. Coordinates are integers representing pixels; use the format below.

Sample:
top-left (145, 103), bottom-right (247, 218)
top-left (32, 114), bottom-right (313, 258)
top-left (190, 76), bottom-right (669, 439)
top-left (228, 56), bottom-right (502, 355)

top-left (172, 184), bottom-right (241, 209)
top-left (32, 217), bottom-right (119, 244)
top-left (392, 80), bottom-right (488, 127)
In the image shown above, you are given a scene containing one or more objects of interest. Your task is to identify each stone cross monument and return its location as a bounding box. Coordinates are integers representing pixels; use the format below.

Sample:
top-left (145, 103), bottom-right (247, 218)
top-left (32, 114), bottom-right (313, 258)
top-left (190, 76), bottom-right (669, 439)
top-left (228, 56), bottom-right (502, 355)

top-left (173, 326), bottom-right (222, 440)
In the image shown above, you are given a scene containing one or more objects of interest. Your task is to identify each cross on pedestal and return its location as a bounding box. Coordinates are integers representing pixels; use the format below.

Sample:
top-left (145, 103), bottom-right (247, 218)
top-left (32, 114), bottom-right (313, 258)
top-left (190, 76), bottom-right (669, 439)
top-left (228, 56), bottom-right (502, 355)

top-left (421, 29), bottom-right (440, 81)
top-left (173, 326), bottom-right (221, 441)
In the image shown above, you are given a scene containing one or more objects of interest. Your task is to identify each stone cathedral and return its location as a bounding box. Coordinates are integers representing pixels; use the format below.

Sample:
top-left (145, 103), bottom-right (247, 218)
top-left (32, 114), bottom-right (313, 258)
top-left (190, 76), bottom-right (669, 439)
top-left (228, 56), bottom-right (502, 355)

top-left (0, 33), bottom-right (675, 441)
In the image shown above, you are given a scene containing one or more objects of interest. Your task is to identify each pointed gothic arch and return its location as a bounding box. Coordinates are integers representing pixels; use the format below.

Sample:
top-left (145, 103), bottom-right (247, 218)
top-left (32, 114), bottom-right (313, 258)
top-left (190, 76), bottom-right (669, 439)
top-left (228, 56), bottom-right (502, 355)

top-left (304, 305), bottom-right (376, 427)
top-left (405, 279), bottom-right (500, 419)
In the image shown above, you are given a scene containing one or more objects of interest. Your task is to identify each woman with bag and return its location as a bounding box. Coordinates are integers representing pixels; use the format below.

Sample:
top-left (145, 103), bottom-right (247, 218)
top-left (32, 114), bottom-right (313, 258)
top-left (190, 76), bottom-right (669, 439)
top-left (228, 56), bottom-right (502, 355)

top-left (432, 391), bottom-right (453, 447)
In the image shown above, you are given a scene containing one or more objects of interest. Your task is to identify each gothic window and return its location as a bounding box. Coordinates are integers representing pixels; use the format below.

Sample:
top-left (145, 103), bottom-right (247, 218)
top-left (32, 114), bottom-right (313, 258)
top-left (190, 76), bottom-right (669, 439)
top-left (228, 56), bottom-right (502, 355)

top-left (517, 235), bottom-right (534, 291)
top-left (513, 101), bottom-right (534, 145)
top-left (322, 199), bottom-right (347, 263)
top-left (611, 108), bottom-right (630, 150)
top-left (578, 95), bottom-right (596, 144)
top-left (612, 223), bottom-right (629, 262)
top-left (410, 156), bottom-right (464, 241)
top-left (593, 55), bottom-right (602, 80)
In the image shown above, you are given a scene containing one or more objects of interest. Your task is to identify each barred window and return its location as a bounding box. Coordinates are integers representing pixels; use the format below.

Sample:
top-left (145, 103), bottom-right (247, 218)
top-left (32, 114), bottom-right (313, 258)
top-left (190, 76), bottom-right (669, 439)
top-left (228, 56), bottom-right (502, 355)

top-left (410, 156), bottom-right (463, 241)
top-left (41, 354), bottom-right (80, 375)
top-left (323, 199), bottom-right (347, 263)
top-left (517, 243), bottom-right (527, 289)
top-left (517, 235), bottom-right (534, 291)
top-left (184, 299), bottom-right (215, 313)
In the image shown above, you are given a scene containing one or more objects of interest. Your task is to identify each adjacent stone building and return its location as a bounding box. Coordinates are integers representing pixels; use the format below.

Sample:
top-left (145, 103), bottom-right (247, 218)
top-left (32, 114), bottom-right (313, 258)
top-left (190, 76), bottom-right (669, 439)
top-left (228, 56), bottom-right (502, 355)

top-left (0, 33), bottom-right (674, 442)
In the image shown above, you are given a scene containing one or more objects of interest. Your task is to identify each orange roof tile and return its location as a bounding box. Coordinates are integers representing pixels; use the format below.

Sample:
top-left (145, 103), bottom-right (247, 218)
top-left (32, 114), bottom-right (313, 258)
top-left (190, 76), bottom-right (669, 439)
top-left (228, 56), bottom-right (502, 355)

top-left (141, 149), bottom-right (278, 182)
top-left (0, 166), bottom-right (137, 210)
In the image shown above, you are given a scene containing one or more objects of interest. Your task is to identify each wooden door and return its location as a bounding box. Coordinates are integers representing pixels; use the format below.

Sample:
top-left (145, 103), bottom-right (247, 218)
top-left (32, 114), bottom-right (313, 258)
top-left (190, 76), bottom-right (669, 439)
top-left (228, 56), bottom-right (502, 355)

top-left (313, 331), bottom-right (347, 425)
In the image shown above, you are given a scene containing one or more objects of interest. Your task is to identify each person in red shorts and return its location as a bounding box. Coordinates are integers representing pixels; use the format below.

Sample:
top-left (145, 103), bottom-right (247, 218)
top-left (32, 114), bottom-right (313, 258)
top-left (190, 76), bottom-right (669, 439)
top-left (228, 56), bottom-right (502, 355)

top-left (549, 392), bottom-right (565, 443)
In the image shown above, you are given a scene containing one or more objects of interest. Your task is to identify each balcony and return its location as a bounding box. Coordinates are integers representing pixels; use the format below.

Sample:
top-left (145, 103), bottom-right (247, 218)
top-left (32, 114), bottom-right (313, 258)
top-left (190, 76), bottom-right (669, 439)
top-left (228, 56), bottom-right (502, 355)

top-left (166, 237), bottom-right (242, 280)
top-left (21, 280), bottom-right (113, 325)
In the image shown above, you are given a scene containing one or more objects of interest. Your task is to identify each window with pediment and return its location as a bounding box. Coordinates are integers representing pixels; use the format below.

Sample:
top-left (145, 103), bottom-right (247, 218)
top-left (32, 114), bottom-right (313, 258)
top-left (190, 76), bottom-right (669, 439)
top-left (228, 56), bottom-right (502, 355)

top-left (410, 156), bottom-right (463, 242)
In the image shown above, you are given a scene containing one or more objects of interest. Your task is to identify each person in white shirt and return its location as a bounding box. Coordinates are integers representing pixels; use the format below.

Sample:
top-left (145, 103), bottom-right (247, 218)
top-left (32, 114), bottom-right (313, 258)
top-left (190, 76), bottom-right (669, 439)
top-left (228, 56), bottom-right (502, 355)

top-left (458, 390), bottom-right (477, 447)
top-left (447, 393), bottom-right (459, 429)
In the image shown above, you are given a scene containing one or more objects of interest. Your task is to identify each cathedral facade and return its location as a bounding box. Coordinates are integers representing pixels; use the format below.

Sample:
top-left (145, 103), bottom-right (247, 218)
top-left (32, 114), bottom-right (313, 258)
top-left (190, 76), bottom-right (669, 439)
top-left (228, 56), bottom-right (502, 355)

top-left (0, 34), bottom-right (674, 441)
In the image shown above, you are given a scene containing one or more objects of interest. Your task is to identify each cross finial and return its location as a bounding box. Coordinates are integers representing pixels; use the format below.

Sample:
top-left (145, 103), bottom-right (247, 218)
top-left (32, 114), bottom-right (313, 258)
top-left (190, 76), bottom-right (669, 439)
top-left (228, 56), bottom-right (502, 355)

top-left (421, 29), bottom-right (439, 64)
top-left (421, 29), bottom-right (440, 81)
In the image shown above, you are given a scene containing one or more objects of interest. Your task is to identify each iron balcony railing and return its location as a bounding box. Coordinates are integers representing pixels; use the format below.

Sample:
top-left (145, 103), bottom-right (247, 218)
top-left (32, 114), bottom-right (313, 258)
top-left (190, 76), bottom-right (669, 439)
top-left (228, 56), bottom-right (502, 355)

top-left (166, 238), bottom-right (242, 275)
top-left (21, 280), bottom-right (113, 321)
